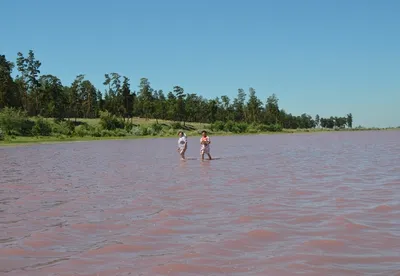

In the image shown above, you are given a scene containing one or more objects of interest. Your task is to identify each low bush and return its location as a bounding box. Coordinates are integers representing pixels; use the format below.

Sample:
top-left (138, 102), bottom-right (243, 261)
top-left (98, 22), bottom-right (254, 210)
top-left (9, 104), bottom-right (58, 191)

top-left (32, 117), bottom-right (53, 136)
top-left (91, 127), bottom-right (102, 137)
top-left (0, 110), bottom-right (290, 142)
top-left (99, 111), bottom-right (125, 130)
top-left (223, 120), bottom-right (235, 132)
top-left (171, 122), bottom-right (183, 130)
top-left (115, 129), bottom-right (128, 137)
top-left (20, 119), bottom-right (35, 136)
top-left (75, 125), bottom-right (90, 137)
top-left (0, 107), bottom-right (34, 136)
top-left (210, 121), bottom-right (225, 132)
top-left (151, 123), bottom-right (163, 134)
top-left (52, 120), bottom-right (75, 136)
top-left (124, 121), bottom-right (135, 132)
top-left (232, 122), bottom-right (248, 133)
top-left (247, 123), bottom-right (259, 133)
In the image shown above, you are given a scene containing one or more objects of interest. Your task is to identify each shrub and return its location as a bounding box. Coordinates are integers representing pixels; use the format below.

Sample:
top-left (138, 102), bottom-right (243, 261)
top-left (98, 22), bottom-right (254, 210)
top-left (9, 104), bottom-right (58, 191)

top-left (20, 119), bottom-right (35, 136)
top-left (161, 123), bottom-right (171, 130)
top-left (52, 120), bottom-right (75, 136)
top-left (223, 120), bottom-right (235, 132)
top-left (140, 125), bottom-right (149, 136)
top-left (75, 125), bottom-right (90, 137)
top-left (91, 127), bottom-right (102, 137)
top-left (268, 123), bottom-right (283, 132)
top-left (247, 123), bottom-right (259, 133)
top-left (210, 121), bottom-right (225, 132)
top-left (0, 128), bottom-right (4, 141)
top-left (100, 129), bottom-right (114, 137)
top-left (129, 126), bottom-right (142, 136)
top-left (150, 123), bottom-right (163, 134)
top-left (171, 122), bottom-right (183, 130)
top-left (32, 117), bottom-right (52, 136)
top-left (99, 111), bottom-right (125, 130)
top-left (257, 123), bottom-right (283, 132)
top-left (0, 107), bottom-right (34, 136)
top-left (114, 129), bottom-right (128, 137)
top-left (167, 128), bottom-right (177, 136)
top-left (231, 122), bottom-right (248, 133)
top-left (124, 121), bottom-right (134, 132)
top-left (256, 124), bottom-right (269, 132)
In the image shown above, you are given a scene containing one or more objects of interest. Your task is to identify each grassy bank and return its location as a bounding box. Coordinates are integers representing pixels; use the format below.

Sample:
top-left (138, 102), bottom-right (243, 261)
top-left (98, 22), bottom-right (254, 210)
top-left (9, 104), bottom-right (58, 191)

top-left (1, 124), bottom-right (398, 147)
top-left (0, 109), bottom-right (398, 147)
top-left (1, 127), bottom-right (398, 147)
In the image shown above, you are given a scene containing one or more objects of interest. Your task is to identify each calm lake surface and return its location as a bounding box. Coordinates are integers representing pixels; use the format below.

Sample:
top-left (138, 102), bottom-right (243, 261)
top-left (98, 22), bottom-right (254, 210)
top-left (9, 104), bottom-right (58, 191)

top-left (1, 131), bottom-right (400, 276)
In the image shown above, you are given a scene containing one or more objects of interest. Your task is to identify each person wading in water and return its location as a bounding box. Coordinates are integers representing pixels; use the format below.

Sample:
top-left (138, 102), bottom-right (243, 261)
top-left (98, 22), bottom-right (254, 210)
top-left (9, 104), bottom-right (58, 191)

top-left (177, 131), bottom-right (188, 160)
top-left (200, 130), bottom-right (212, 161)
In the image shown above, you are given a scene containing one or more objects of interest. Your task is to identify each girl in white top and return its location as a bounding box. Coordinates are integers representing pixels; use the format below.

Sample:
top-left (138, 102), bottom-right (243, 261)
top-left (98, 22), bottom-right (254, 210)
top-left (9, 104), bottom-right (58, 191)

top-left (177, 131), bottom-right (187, 160)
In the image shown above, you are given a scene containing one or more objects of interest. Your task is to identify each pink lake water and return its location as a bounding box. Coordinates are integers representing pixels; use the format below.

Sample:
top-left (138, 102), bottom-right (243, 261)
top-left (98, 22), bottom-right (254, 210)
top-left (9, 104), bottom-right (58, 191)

top-left (1, 130), bottom-right (400, 276)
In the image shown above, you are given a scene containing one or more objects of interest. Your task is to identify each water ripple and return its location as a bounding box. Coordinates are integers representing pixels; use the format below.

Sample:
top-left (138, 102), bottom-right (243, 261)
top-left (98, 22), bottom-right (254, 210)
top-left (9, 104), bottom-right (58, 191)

top-left (0, 131), bottom-right (399, 275)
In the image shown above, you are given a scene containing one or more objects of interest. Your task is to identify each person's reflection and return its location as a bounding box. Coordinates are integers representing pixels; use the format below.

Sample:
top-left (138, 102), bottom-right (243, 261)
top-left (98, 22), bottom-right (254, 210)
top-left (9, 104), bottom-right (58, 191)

top-left (179, 159), bottom-right (187, 168)
top-left (200, 159), bottom-right (211, 177)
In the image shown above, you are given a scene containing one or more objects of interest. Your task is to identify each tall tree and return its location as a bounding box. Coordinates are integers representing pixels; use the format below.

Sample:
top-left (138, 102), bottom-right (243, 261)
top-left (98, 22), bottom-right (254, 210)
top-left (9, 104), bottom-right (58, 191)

top-left (153, 89), bottom-right (166, 123)
top-left (265, 93), bottom-right (280, 124)
top-left (97, 90), bottom-right (104, 112)
top-left (246, 87), bottom-right (263, 123)
top-left (220, 95), bottom-right (232, 121)
top-left (0, 55), bottom-right (18, 109)
top-left (315, 114), bottom-right (320, 128)
top-left (185, 93), bottom-right (200, 123)
top-left (121, 76), bottom-right (133, 120)
top-left (81, 80), bottom-right (98, 118)
top-left (174, 85), bottom-right (186, 124)
top-left (0, 51), bottom-right (357, 133)
top-left (38, 74), bottom-right (66, 119)
top-left (137, 78), bottom-right (154, 119)
top-left (103, 73), bottom-right (123, 116)
top-left (233, 88), bottom-right (246, 122)
top-left (16, 50), bottom-right (41, 115)
top-left (208, 98), bottom-right (219, 123)
top-left (347, 113), bottom-right (353, 128)
top-left (166, 91), bottom-right (176, 121)
top-left (69, 74), bottom-right (85, 121)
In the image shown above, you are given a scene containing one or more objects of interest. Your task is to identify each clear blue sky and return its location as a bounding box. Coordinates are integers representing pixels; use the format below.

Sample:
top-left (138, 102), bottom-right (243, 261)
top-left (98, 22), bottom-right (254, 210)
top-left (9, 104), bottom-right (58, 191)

top-left (1, 0), bottom-right (399, 127)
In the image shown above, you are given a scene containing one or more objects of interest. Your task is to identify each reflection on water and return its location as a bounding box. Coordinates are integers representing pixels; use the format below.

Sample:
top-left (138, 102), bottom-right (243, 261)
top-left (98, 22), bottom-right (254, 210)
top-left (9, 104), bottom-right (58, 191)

top-left (1, 130), bottom-right (400, 275)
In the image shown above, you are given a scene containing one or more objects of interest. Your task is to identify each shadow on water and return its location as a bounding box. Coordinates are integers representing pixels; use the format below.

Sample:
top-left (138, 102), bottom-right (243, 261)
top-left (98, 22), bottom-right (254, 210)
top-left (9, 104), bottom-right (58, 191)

top-left (184, 157), bottom-right (221, 161)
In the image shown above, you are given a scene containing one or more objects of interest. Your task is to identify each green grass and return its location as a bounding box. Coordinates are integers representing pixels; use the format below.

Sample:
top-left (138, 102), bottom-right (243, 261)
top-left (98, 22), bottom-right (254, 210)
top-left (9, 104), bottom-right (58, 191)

top-left (1, 117), bottom-right (398, 147)
top-left (0, 134), bottom-right (152, 147)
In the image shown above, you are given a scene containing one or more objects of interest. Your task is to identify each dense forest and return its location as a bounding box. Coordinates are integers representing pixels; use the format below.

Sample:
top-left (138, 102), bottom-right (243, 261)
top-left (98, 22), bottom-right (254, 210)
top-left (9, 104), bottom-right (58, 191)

top-left (0, 50), bottom-right (353, 136)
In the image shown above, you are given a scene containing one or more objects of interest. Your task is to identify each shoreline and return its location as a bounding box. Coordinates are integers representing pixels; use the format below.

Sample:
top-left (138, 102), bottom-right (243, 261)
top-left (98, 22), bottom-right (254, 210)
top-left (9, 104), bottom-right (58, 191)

top-left (1, 128), bottom-right (398, 148)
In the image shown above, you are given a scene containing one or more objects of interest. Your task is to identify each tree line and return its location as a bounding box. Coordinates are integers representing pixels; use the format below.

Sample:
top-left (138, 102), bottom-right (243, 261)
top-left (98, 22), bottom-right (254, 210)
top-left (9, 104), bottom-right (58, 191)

top-left (0, 50), bottom-right (353, 129)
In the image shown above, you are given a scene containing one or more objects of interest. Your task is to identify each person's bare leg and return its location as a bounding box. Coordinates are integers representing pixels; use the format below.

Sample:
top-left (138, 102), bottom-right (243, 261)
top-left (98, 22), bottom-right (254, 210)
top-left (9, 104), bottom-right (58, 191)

top-left (201, 151), bottom-right (205, 161)
top-left (183, 145), bottom-right (187, 159)
top-left (207, 153), bottom-right (212, 160)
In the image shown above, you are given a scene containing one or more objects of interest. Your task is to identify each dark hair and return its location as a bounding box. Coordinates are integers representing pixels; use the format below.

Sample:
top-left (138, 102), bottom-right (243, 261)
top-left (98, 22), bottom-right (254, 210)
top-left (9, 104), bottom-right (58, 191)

top-left (201, 130), bottom-right (207, 134)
